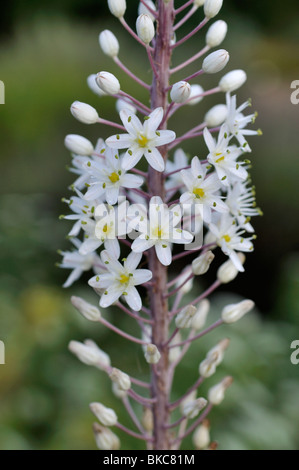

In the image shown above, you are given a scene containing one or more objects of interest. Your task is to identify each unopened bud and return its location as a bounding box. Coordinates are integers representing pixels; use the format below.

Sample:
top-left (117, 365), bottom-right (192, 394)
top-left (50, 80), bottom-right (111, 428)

top-left (71, 101), bottom-right (99, 124)
top-left (136, 14), bottom-right (155, 44)
top-left (116, 98), bottom-right (137, 115)
top-left (64, 134), bottom-right (94, 156)
top-left (144, 344), bottom-right (161, 364)
top-left (208, 376), bottom-right (233, 405)
top-left (206, 20), bottom-right (227, 48)
top-left (96, 71), bottom-right (120, 95)
top-left (142, 407), bottom-right (153, 433)
top-left (193, 420), bottom-right (210, 450)
top-left (170, 81), bottom-right (191, 103)
top-left (182, 397), bottom-right (208, 419)
top-left (187, 84), bottom-right (204, 106)
top-left (87, 74), bottom-right (107, 97)
top-left (93, 423), bottom-right (120, 450)
top-left (109, 367), bottom-right (131, 391)
top-left (204, 0), bottom-right (223, 19)
top-left (107, 0), bottom-right (126, 18)
top-left (90, 402), bottom-right (118, 426)
top-left (194, 0), bottom-right (206, 6)
top-left (175, 266), bottom-right (193, 294)
top-left (176, 305), bottom-right (197, 329)
top-left (192, 250), bottom-right (215, 275)
top-left (202, 49), bottom-right (229, 74)
top-left (99, 30), bottom-right (119, 57)
top-left (217, 252), bottom-right (246, 283)
top-left (138, 0), bottom-right (156, 22)
top-left (221, 299), bottom-right (254, 324)
top-left (219, 69), bottom-right (247, 92)
top-left (179, 390), bottom-right (197, 415)
top-left (199, 338), bottom-right (229, 377)
top-left (69, 340), bottom-right (110, 368)
top-left (191, 299), bottom-right (210, 330)
top-left (112, 381), bottom-right (127, 398)
top-left (71, 296), bottom-right (101, 322)
top-left (169, 332), bottom-right (182, 363)
top-left (204, 104), bottom-right (228, 127)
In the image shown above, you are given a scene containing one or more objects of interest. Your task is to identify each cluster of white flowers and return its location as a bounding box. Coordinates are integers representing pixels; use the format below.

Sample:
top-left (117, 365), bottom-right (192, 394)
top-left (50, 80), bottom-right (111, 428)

top-left (60, 0), bottom-right (261, 450)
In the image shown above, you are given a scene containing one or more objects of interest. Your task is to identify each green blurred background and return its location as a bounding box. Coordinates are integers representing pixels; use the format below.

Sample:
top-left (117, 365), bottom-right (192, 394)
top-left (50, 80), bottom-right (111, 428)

top-left (0, 0), bottom-right (298, 450)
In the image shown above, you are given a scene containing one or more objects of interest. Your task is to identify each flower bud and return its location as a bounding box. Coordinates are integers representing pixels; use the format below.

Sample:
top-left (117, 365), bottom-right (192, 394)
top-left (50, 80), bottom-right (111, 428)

top-left (109, 367), bottom-right (131, 391)
top-left (69, 340), bottom-right (110, 368)
top-left (206, 20), bottom-right (228, 48)
top-left (112, 381), bottom-right (127, 398)
top-left (199, 338), bottom-right (229, 377)
top-left (169, 332), bottom-right (182, 363)
top-left (175, 266), bottom-right (193, 294)
top-left (84, 339), bottom-right (111, 370)
top-left (175, 305), bottom-right (197, 329)
top-left (204, 0), bottom-right (223, 19)
top-left (170, 81), bottom-right (191, 104)
top-left (187, 84), bottom-right (204, 106)
top-left (107, 0), bottom-right (126, 18)
top-left (116, 98), bottom-right (137, 115)
top-left (191, 299), bottom-right (210, 330)
top-left (96, 71), bottom-right (120, 95)
top-left (182, 397), bottom-right (208, 419)
top-left (142, 407), bottom-right (154, 433)
top-left (179, 390), bottom-right (197, 414)
top-left (208, 376), bottom-right (233, 405)
top-left (144, 344), bottom-right (161, 364)
top-left (194, 0), bottom-right (206, 6)
top-left (193, 420), bottom-right (210, 449)
top-left (136, 14), bottom-right (155, 44)
top-left (99, 30), bottom-right (119, 57)
top-left (202, 49), bottom-right (229, 74)
top-left (221, 299), bottom-right (254, 324)
top-left (64, 134), bottom-right (94, 156)
top-left (204, 104), bottom-right (228, 127)
top-left (70, 101), bottom-right (99, 124)
top-left (217, 252), bottom-right (246, 283)
top-left (138, 0), bottom-right (156, 22)
top-left (93, 423), bottom-right (120, 450)
top-left (90, 402), bottom-right (118, 426)
top-left (87, 74), bottom-right (107, 97)
top-left (71, 296), bottom-right (101, 322)
top-left (192, 250), bottom-right (215, 275)
top-left (219, 69), bottom-right (247, 92)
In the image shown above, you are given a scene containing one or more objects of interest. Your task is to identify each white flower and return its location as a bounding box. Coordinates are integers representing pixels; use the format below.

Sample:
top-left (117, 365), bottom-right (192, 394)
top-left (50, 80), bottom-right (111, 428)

top-left (204, 125), bottom-right (248, 186)
top-left (71, 296), bottom-right (102, 322)
top-left (88, 250), bottom-right (152, 311)
top-left (204, 0), bottom-right (223, 19)
top-left (69, 138), bottom-right (108, 190)
top-left (64, 134), bottom-right (94, 156)
top-left (144, 344), bottom-right (161, 364)
top-left (107, 0), bottom-right (126, 18)
top-left (206, 20), bottom-right (228, 48)
top-left (79, 203), bottom-right (126, 259)
top-left (70, 101), bottom-right (99, 124)
top-left (226, 181), bottom-right (261, 232)
top-left (208, 376), bottom-right (233, 405)
top-left (165, 148), bottom-right (188, 196)
top-left (222, 299), bottom-right (254, 323)
top-left (202, 49), bottom-right (229, 74)
top-left (204, 103), bottom-right (228, 127)
top-left (208, 213), bottom-right (254, 271)
top-left (136, 14), bottom-right (155, 44)
top-left (90, 402), bottom-right (118, 427)
top-left (96, 71), bottom-right (120, 95)
top-left (84, 144), bottom-right (143, 205)
top-left (130, 196), bottom-right (193, 266)
top-left (225, 94), bottom-right (260, 151)
top-left (170, 81), bottom-right (191, 104)
top-left (219, 69), bottom-right (247, 92)
top-left (180, 156), bottom-right (228, 223)
top-left (63, 190), bottom-right (100, 237)
top-left (182, 398), bottom-right (208, 419)
top-left (110, 368), bottom-right (131, 391)
top-left (87, 74), bottom-right (107, 97)
top-left (99, 30), bottom-right (119, 58)
top-left (106, 107), bottom-right (176, 172)
top-left (60, 238), bottom-right (103, 287)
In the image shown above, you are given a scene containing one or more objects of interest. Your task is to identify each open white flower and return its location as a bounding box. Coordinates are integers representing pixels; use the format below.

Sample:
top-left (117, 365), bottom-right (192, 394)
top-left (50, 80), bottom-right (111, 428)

top-left (84, 143), bottom-right (143, 205)
top-left (180, 156), bottom-right (228, 223)
top-left (88, 250), bottom-right (152, 311)
top-left (106, 107), bottom-right (176, 172)
top-left (204, 125), bottom-right (248, 186)
top-left (225, 94), bottom-right (260, 151)
top-left (226, 181), bottom-right (261, 232)
top-left (63, 190), bottom-right (100, 237)
top-left (60, 238), bottom-right (104, 287)
top-left (130, 196), bottom-right (193, 266)
top-left (207, 213), bottom-right (254, 271)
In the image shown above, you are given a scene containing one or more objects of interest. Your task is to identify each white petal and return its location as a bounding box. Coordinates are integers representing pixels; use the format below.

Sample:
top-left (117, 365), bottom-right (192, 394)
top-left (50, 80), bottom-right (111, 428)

top-left (124, 286), bottom-right (142, 311)
top-left (68, 220), bottom-right (82, 237)
top-left (121, 148), bottom-right (144, 171)
top-left (124, 251), bottom-right (142, 272)
top-left (228, 250), bottom-right (245, 272)
top-left (144, 107), bottom-right (163, 135)
top-left (79, 238), bottom-right (102, 255)
top-left (84, 184), bottom-right (105, 201)
top-left (168, 229), bottom-right (193, 244)
top-left (106, 133), bottom-right (133, 149)
top-left (100, 250), bottom-right (124, 274)
top-left (105, 186), bottom-right (120, 205)
top-left (145, 147), bottom-right (165, 172)
top-left (63, 268), bottom-right (82, 288)
top-left (155, 242), bottom-right (172, 266)
top-left (154, 130), bottom-right (176, 146)
top-left (133, 269), bottom-right (153, 285)
top-left (104, 238), bottom-right (121, 259)
top-left (100, 285), bottom-right (123, 308)
top-left (131, 235), bottom-right (155, 253)
top-left (203, 127), bottom-right (216, 152)
top-left (89, 272), bottom-right (115, 289)
top-left (120, 109), bottom-right (143, 135)
top-left (121, 173), bottom-right (143, 188)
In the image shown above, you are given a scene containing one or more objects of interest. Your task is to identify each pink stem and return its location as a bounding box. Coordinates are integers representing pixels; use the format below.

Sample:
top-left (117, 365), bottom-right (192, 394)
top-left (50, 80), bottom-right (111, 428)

top-left (114, 57), bottom-right (150, 90)
top-left (165, 415), bottom-right (185, 429)
top-left (122, 396), bottom-right (146, 434)
top-left (147, 46), bottom-right (159, 78)
top-left (168, 86), bottom-right (221, 118)
top-left (116, 301), bottom-right (153, 325)
top-left (172, 404), bottom-right (213, 445)
top-left (171, 45), bottom-right (210, 73)
top-left (164, 272), bottom-right (194, 298)
top-left (98, 316), bottom-right (149, 345)
top-left (169, 318), bottom-right (224, 348)
top-left (129, 388), bottom-right (157, 405)
top-left (116, 422), bottom-right (153, 442)
top-left (171, 17), bottom-right (209, 49)
top-left (119, 17), bottom-right (154, 51)
top-left (172, 243), bottom-right (217, 262)
top-left (97, 118), bottom-right (125, 131)
top-left (169, 376), bottom-right (204, 410)
top-left (175, 0), bottom-right (194, 15)
top-left (140, 0), bottom-right (158, 18)
top-left (183, 68), bottom-right (204, 83)
top-left (174, 5), bottom-right (197, 32)
top-left (118, 91), bottom-right (151, 113)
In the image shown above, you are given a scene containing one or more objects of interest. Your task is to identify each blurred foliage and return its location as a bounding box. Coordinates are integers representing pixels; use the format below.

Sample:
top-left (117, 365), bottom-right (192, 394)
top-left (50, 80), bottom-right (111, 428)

top-left (0, 0), bottom-right (299, 451)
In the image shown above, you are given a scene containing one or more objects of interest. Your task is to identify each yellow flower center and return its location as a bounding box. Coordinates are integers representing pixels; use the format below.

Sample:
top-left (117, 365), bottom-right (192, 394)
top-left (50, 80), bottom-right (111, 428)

top-left (119, 274), bottom-right (130, 284)
top-left (222, 234), bottom-right (231, 243)
top-left (193, 187), bottom-right (205, 199)
top-left (137, 134), bottom-right (149, 148)
top-left (102, 224), bottom-right (108, 233)
top-left (152, 226), bottom-right (163, 238)
top-left (215, 153), bottom-right (225, 163)
top-left (109, 172), bottom-right (120, 183)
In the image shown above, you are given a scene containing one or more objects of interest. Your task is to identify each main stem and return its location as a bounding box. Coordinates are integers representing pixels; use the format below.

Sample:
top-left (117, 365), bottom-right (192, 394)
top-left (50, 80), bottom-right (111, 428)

top-left (148, 0), bottom-right (175, 450)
